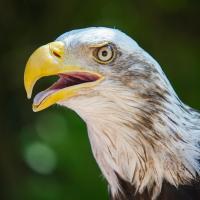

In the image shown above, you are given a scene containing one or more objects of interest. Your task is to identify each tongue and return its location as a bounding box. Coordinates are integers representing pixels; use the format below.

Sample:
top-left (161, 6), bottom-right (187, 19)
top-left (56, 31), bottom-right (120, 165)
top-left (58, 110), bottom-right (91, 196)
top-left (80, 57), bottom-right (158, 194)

top-left (33, 89), bottom-right (58, 105)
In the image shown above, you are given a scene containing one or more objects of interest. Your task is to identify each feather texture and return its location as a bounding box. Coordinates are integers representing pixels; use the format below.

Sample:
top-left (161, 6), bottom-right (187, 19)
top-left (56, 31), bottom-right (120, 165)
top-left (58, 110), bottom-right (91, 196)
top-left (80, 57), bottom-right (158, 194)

top-left (56, 27), bottom-right (200, 199)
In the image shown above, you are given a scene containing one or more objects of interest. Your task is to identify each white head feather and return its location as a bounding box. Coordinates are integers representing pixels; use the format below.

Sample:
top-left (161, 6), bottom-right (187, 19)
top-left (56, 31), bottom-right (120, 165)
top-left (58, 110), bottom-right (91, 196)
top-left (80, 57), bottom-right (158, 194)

top-left (56, 27), bottom-right (200, 200)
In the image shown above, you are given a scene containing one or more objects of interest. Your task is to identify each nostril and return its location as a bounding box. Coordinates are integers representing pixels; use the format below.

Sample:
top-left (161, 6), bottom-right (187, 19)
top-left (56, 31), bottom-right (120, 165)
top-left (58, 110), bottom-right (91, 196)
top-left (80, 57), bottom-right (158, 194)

top-left (49, 42), bottom-right (64, 59)
top-left (52, 50), bottom-right (61, 58)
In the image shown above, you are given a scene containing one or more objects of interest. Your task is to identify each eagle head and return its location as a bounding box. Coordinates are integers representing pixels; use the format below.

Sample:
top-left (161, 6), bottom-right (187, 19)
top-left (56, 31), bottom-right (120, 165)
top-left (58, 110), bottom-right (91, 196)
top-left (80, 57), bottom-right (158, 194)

top-left (24, 27), bottom-right (200, 200)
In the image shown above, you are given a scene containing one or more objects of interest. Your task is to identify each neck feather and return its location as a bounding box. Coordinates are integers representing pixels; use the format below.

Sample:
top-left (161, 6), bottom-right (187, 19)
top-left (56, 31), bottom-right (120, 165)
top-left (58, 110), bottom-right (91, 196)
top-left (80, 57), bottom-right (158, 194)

top-left (62, 82), bottom-right (200, 199)
top-left (59, 58), bottom-right (200, 199)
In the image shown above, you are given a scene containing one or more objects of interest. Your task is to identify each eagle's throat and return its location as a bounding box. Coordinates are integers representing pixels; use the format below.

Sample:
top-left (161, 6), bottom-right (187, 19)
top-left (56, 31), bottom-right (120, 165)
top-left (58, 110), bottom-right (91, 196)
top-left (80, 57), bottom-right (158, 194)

top-left (61, 82), bottom-right (200, 200)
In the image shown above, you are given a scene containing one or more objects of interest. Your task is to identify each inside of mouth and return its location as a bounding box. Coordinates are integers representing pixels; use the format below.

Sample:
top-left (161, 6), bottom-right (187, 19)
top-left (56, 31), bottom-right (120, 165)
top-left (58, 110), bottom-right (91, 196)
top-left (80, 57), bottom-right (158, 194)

top-left (33, 72), bottom-right (100, 106)
top-left (50, 72), bottom-right (100, 90)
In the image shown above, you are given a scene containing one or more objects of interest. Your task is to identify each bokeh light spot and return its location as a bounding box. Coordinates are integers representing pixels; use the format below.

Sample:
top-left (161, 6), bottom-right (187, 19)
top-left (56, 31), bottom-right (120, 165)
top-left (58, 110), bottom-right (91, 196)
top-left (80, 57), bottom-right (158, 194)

top-left (24, 142), bottom-right (57, 175)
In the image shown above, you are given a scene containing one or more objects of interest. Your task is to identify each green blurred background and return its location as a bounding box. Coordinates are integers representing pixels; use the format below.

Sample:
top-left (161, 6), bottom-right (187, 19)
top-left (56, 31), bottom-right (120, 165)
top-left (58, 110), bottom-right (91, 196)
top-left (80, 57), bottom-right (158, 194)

top-left (0, 0), bottom-right (200, 199)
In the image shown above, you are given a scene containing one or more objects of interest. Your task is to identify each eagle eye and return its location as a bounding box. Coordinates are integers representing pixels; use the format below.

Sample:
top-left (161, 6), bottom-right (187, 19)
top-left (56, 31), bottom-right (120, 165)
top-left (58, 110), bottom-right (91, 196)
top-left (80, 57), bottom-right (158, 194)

top-left (93, 44), bottom-right (115, 64)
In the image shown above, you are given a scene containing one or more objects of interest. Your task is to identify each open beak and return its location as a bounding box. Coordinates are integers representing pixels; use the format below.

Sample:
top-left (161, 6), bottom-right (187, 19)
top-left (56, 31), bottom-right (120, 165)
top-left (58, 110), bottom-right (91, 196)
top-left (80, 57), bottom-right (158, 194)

top-left (24, 41), bottom-right (103, 112)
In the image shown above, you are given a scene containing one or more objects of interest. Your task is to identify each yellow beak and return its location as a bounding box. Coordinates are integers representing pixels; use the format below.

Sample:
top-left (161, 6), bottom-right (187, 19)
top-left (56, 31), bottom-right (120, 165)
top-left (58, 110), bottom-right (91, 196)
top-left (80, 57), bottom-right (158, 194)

top-left (24, 41), bottom-right (103, 112)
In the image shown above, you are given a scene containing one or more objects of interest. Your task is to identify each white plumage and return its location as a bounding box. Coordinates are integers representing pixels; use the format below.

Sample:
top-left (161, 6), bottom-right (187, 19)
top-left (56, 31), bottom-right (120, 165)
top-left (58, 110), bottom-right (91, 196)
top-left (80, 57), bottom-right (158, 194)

top-left (57, 27), bottom-right (200, 200)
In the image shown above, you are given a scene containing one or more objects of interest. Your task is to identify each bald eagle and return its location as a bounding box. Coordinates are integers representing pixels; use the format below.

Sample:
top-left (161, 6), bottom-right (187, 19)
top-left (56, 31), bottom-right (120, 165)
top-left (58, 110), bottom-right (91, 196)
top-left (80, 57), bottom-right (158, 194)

top-left (24, 27), bottom-right (200, 200)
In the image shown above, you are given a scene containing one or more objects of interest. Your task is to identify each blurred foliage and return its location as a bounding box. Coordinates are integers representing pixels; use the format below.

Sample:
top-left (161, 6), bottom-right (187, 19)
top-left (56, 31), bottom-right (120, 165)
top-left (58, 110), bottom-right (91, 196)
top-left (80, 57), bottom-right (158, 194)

top-left (0, 0), bottom-right (200, 199)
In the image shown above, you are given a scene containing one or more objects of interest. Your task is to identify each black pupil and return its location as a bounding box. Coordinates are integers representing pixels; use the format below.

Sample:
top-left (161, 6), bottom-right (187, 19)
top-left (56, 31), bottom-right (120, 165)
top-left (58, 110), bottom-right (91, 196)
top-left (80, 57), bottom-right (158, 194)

top-left (102, 50), bottom-right (108, 57)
